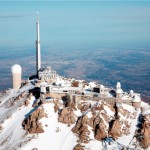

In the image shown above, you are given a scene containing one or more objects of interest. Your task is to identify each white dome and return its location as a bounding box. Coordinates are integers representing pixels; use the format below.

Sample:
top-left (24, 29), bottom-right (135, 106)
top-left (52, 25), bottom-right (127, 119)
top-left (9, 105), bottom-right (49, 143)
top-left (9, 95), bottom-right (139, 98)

top-left (130, 90), bottom-right (134, 94)
top-left (132, 95), bottom-right (141, 103)
top-left (11, 64), bottom-right (22, 73)
top-left (116, 88), bottom-right (123, 94)
top-left (116, 82), bottom-right (121, 89)
top-left (100, 85), bottom-right (104, 89)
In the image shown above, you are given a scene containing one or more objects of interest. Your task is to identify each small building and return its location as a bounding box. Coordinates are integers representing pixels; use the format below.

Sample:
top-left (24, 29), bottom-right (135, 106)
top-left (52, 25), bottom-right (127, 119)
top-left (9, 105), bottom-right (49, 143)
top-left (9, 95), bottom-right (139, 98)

top-left (132, 95), bottom-right (141, 108)
top-left (62, 87), bottom-right (83, 94)
top-left (38, 67), bottom-right (57, 83)
top-left (11, 64), bottom-right (22, 89)
top-left (129, 90), bottom-right (134, 97)
top-left (116, 82), bottom-right (123, 98)
top-left (99, 85), bottom-right (105, 95)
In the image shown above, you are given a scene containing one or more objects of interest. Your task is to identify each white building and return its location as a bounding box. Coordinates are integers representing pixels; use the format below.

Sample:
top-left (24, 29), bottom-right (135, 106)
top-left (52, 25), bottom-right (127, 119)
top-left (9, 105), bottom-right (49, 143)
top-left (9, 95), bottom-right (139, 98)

top-left (38, 67), bottom-right (57, 83)
top-left (116, 82), bottom-right (123, 98)
top-left (11, 64), bottom-right (22, 89)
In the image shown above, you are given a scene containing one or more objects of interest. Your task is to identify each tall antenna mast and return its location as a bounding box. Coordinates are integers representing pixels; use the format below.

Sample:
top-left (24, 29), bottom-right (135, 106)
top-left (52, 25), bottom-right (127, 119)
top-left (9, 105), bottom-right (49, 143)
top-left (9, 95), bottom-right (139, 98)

top-left (36, 11), bottom-right (41, 76)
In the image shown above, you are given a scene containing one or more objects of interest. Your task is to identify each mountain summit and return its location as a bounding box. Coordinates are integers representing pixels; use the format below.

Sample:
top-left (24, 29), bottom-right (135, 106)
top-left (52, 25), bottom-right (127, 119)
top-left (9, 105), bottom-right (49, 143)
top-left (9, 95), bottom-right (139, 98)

top-left (0, 73), bottom-right (149, 150)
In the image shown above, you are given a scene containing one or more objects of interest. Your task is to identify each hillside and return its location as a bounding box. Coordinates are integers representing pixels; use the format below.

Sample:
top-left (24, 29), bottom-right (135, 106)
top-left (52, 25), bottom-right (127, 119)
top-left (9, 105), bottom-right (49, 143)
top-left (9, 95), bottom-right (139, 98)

top-left (0, 78), bottom-right (149, 150)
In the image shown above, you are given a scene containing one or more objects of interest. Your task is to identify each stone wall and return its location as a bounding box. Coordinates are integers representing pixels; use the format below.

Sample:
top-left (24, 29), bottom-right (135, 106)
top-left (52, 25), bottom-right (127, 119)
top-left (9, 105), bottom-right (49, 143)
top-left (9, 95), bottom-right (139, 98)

top-left (43, 92), bottom-right (134, 107)
top-left (47, 92), bottom-right (67, 100)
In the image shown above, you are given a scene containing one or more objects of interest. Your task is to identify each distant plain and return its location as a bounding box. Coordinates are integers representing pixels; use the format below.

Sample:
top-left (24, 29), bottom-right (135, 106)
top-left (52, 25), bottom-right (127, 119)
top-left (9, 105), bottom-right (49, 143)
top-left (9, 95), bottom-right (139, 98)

top-left (0, 45), bottom-right (150, 98)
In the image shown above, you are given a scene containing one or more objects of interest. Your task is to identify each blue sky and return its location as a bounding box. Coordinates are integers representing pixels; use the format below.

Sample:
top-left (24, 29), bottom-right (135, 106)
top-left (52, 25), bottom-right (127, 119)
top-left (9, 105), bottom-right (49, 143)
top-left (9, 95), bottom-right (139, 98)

top-left (0, 1), bottom-right (150, 49)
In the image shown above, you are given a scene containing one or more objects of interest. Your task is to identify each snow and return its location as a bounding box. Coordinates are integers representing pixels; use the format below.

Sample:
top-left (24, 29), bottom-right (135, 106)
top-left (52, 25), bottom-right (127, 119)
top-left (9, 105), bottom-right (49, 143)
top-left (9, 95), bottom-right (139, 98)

top-left (0, 84), bottom-right (34, 123)
top-left (85, 140), bottom-right (102, 150)
top-left (103, 105), bottom-right (115, 116)
top-left (19, 103), bottom-right (78, 150)
top-left (141, 101), bottom-right (149, 108)
top-left (117, 109), bottom-right (140, 146)
top-left (55, 76), bottom-right (72, 87)
top-left (89, 82), bottom-right (96, 88)
top-left (86, 111), bottom-right (93, 118)
top-left (0, 76), bottom-right (149, 150)
top-left (85, 126), bottom-right (103, 150)
top-left (122, 104), bottom-right (135, 113)
top-left (142, 109), bottom-right (150, 115)
top-left (74, 109), bottom-right (82, 116)
top-left (0, 96), bottom-right (35, 149)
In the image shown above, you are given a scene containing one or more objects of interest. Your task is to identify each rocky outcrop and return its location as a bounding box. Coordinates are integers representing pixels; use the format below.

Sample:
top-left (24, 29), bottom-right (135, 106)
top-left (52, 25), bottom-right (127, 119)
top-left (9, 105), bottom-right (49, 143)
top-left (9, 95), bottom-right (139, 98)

top-left (24, 99), bottom-right (29, 107)
top-left (94, 119), bottom-right (108, 141)
top-left (22, 107), bottom-right (47, 134)
top-left (140, 114), bottom-right (150, 149)
top-left (0, 125), bottom-right (2, 131)
top-left (58, 107), bottom-right (77, 126)
top-left (73, 102), bottom-right (116, 143)
top-left (109, 119), bottom-right (122, 139)
top-left (88, 114), bottom-right (108, 141)
top-left (67, 96), bottom-right (77, 110)
top-left (73, 144), bottom-right (84, 150)
top-left (77, 102), bottom-right (91, 112)
top-left (78, 125), bottom-right (90, 143)
top-left (53, 100), bottom-right (63, 112)
top-left (72, 116), bottom-right (90, 143)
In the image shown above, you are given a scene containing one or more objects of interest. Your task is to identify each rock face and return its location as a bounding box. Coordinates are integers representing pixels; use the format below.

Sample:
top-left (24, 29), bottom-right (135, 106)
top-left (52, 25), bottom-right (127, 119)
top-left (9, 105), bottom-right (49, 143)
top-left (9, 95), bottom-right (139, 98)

top-left (72, 116), bottom-right (90, 143)
top-left (58, 107), bottom-right (77, 126)
top-left (72, 102), bottom-right (113, 144)
top-left (109, 119), bottom-right (122, 138)
top-left (77, 102), bottom-right (91, 112)
top-left (72, 101), bottom-right (140, 150)
top-left (73, 144), bottom-right (84, 150)
top-left (94, 119), bottom-right (108, 141)
top-left (24, 99), bottom-right (29, 107)
top-left (0, 125), bottom-right (2, 131)
top-left (22, 107), bottom-right (47, 134)
top-left (140, 114), bottom-right (150, 149)
top-left (53, 100), bottom-right (63, 112)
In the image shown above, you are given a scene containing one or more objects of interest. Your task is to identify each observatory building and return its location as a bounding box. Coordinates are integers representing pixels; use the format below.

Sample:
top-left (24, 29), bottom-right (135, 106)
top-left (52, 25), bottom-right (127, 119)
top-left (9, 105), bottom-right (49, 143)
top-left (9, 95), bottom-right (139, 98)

top-left (38, 66), bottom-right (57, 84)
top-left (11, 64), bottom-right (22, 89)
top-left (116, 82), bottom-right (123, 98)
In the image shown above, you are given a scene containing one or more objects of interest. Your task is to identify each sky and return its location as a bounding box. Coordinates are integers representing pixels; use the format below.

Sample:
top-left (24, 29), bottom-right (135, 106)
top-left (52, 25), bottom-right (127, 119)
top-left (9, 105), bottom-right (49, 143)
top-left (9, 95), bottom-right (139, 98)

top-left (0, 1), bottom-right (150, 50)
top-left (0, 1), bottom-right (150, 96)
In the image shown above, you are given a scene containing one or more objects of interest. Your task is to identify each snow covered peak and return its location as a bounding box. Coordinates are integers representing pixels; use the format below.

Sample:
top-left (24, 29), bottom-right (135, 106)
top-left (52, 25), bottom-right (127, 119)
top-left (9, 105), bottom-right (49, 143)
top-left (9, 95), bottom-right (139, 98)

top-left (0, 72), bottom-right (149, 150)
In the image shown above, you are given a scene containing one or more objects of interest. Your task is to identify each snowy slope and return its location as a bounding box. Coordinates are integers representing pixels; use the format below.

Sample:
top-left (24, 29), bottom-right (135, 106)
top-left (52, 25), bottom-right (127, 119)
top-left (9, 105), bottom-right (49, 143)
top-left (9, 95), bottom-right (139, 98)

top-left (20, 103), bottom-right (78, 150)
top-left (0, 83), bottom-right (149, 150)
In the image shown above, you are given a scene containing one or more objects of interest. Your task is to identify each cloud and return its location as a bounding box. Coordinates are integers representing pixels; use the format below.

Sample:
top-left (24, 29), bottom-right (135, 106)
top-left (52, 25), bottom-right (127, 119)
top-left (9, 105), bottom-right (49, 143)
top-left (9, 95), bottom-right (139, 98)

top-left (0, 15), bottom-right (29, 19)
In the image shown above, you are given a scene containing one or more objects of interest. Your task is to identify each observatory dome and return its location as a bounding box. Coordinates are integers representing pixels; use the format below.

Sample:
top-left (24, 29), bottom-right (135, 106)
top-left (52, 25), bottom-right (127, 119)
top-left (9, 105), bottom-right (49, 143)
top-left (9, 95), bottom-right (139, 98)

top-left (130, 90), bottom-right (134, 94)
top-left (116, 82), bottom-right (121, 89)
top-left (100, 85), bottom-right (104, 89)
top-left (132, 95), bottom-right (141, 103)
top-left (11, 64), bottom-right (22, 74)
